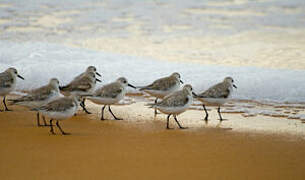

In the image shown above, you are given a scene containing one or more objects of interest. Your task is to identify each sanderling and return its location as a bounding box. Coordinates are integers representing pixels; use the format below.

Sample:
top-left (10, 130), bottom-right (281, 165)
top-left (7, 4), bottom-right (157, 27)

top-left (139, 72), bottom-right (183, 115)
top-left (74, 66), bottom-right (101, 80)
top-left (0, 67), bottom-right (24, 111)
top-left (33, 95), bottom-right (79, 135)
top-left (195, 77), bottom-right (237, 122)
top-left (148, 84), bottom-right (197, 129)
top-left (87, 77), bottom-right (136, 120)
top-left (9, 78), bottom-right (61, 127)
top-left (60, 71), bottom-right (101, 114)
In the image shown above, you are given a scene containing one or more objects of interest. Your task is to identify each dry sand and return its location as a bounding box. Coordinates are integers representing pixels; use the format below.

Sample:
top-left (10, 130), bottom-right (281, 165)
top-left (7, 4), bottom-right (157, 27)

top-left (1, 101), bottom-right (305, 180)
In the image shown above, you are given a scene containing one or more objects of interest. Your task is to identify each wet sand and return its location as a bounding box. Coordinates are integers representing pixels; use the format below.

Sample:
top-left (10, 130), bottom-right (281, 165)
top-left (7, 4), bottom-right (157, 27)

top-left (1, 103), bottom-right (305, 180)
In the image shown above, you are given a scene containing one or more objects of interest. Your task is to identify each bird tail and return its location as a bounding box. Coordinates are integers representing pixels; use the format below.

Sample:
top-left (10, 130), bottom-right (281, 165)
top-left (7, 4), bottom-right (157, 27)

top-left (30, 107), bottom-right (39, 111)
top-left (7, 98), bottom-right (22, 105)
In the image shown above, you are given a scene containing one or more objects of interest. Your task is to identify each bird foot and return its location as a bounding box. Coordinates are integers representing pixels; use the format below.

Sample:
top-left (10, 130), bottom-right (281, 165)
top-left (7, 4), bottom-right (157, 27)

top-left (62, 132), bottom-right (71, 135)
top-left (84, 110), bottom-right (92, 114)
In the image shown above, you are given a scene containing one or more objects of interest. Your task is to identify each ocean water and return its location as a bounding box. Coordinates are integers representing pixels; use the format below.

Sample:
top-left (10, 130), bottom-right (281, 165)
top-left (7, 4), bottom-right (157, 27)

top-left (0, 0), bottom-right (304, 103)
top-left (1, 41), bottom-right (305, 103)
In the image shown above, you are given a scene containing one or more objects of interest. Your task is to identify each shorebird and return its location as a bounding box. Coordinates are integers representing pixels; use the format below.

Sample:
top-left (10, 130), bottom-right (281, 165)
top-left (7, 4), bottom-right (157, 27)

top-left (139, 72), bottom-right (183, 116)
top-left (9, 78), bottom-right (61, 127)
top-left (60, 71), bottom-right (101, 114)
top-left (33, 95), bottom-right (79, 135)
top-left (195, 77), bottom-right (237, 122)
top-left (87, 77), bottom-right (136, 120)
top-left (148, 84), bottom-right (197, 129)
top-left (0, 67), bottom-right (24, 111)
top-left (74, 66), bottom-right (101, 80)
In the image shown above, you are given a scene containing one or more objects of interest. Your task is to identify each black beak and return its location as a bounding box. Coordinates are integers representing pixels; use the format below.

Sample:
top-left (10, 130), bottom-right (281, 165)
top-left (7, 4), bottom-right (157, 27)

top-left (192, 92), bottom-right (198, 97)
top-left (128, 83), bottom-right (137, 89)
top-left (233, 84), bottom-right (237, 89)
top-left (17, 74), bottom-right (25, 80)
top-left (96, 78), bottom-right (102, 82)
top-left (180, 80), bottom-right (184, 84)
top-left (96, 72), bottom-right (101, 77)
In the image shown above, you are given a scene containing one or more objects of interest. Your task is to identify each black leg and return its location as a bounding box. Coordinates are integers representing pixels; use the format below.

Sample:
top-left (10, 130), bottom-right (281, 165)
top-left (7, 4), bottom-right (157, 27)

top-left (154, 98), bottom-right (159, 116)
top-left (218, 106), bottom-right (223, 121)
top-left (101, 105), bottom-right (106, 120)
top-left (174, 115), bottom-right (187, 129)
top-left (42, 116), bottom-right (50, 126)
top-left (166, 114), bottom-right (172, 129)
top-left (56, 120), bottom-right (70, 135)
top-left (202, 105), bottom-right (209, 122)
top-left (49, 119), bottom-right (55, 135)
top-left (80, 98), bottom-right (91, 114)
top-left (3, 96), bottom-right (11, 111)
top-left (37, 112), bottom-right (42, 127)
top-left (108, 105), bottom-right (122, 120)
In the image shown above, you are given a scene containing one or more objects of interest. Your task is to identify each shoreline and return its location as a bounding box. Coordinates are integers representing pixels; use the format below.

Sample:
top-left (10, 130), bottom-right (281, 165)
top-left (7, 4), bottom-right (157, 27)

top-left (4, 94), bottom-right (305, 137)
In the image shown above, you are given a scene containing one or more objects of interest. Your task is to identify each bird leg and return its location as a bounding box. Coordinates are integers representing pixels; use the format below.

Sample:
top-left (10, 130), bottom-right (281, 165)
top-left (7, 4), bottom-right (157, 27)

top-left (217, 106), bottom-right (224, 121)
top-left (37, 112), bottom-right (42, 127)
top-left (101, 105), bottom-right (106, 120)
top-left (108, 105), bottom-right (122, 120)
top-left (174, 115), bottom-right (187, 129)
top-left (202, 105), bottom-right (209, 122)
top-left (154, 98), bottom-right (160, 116)
top-left (42, 116), bottom-right (50, 126)
top-left (166, 114), bottom-right (172, 129)
top-left (3, 96), bottom-right (11, 111)
top-left (37, 113), bottom-right (49, 127)
top-left (80, 98), bottom-right (91, 114)
top-left (49, 119), bottom-right (55, 135)
top-left (56, 120), bottom-right (70, 135)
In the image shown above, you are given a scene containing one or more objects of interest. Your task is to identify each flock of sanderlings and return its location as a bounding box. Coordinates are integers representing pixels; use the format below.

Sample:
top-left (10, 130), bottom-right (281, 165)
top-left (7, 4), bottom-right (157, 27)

top-left (0, 66), bottom-right (236, 135)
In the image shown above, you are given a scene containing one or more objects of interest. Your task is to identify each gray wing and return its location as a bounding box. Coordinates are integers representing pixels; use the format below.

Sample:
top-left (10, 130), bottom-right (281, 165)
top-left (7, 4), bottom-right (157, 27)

top-left (140, 77), bottom-right (176, 91)
top-left (95, 83), bottom-right (123, 98)
top-left (39, 98), bottom-right (74, 112)
top-left (199, 83), bottom-right (230, 98)
top-left (61, 76), bottom-right (93, 92)
top-left (12, 86), bottom-right (54, 103)
top-left (157, 92), bottom-right (189, 107)
top-left (0, 72), bottom-right (14, 88)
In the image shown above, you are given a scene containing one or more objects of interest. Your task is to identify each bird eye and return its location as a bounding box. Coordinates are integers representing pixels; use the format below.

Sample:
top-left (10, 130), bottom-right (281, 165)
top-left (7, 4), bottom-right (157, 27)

top-left (123, 81), bottom-right (127, 83)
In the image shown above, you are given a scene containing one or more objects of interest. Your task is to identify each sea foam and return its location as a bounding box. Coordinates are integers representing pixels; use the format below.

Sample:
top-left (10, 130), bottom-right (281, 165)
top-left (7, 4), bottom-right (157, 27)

top-left (0, 41), bottom-right (305, 103)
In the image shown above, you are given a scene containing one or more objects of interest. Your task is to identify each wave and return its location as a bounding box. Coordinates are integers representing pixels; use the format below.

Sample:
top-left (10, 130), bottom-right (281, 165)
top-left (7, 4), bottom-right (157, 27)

top-left (0, 41), bottom-right (305, 103)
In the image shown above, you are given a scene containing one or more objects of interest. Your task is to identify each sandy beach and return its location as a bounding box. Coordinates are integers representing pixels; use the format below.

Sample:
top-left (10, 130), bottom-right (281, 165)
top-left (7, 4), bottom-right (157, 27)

top-left (1, 0), bottom-right (305, 179)
top-left (1, 99), bottom-right (305, 180)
